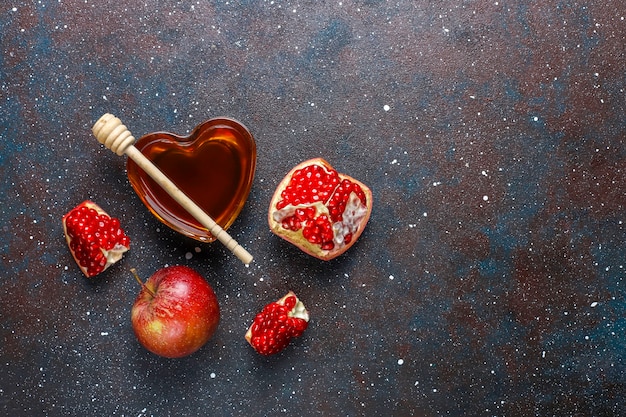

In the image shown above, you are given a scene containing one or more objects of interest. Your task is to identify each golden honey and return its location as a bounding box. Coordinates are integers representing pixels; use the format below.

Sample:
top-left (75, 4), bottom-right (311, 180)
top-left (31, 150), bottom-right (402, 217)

top-left (127, 118), bottom-right (256, 242)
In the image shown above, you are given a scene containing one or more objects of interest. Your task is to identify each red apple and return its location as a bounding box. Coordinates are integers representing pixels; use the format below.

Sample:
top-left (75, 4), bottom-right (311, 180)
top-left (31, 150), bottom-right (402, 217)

top-left (130, 265), bottom-right (220, 358)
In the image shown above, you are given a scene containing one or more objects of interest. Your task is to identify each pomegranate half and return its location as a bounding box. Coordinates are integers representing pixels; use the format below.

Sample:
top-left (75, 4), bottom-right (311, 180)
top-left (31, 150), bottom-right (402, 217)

top-left (268, 158), bottom-right (372, 260)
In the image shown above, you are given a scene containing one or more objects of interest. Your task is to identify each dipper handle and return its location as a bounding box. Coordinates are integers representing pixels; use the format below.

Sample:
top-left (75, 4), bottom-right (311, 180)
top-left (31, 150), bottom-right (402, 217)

top-left (92, 113), bottom-right (253, 265)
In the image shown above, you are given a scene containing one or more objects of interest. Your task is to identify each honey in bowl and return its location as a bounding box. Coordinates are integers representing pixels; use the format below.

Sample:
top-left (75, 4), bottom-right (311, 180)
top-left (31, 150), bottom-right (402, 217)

top-left (127, 118), bottom-right (256, 242)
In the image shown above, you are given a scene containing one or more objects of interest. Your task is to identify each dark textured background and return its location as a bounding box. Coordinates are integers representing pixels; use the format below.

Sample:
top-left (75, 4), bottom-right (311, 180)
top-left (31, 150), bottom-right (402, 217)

top-left (1, 1), bottom-right (625, 415)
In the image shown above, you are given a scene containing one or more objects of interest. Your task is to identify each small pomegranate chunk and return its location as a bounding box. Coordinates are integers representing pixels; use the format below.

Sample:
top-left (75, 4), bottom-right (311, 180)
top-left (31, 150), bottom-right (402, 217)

top-left (268, 158), bottom-right (372, 260)
top-left (245, 291), bottom-right (309, 356)
top-left (62, 200), bottom-right (130, 277)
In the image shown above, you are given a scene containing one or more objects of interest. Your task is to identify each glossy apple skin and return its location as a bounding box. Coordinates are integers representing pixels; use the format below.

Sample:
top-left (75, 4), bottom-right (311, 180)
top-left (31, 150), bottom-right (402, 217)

top-left (131, 265), bottom-right (220, 358)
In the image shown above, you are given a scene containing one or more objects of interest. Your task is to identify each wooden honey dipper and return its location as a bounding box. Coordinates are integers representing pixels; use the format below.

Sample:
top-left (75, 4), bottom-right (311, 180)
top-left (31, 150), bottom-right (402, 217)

top-left (92, 113), bottom-right (253, 265)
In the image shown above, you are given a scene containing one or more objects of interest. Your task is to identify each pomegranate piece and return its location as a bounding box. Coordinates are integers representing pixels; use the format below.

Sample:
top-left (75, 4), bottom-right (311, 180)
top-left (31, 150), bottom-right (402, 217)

top-left (245, 291), bottom-right (309, 356)
top-left (268, 158), bottom-right (372, 260)
top-left (62, 200), bottom-right (130, 277)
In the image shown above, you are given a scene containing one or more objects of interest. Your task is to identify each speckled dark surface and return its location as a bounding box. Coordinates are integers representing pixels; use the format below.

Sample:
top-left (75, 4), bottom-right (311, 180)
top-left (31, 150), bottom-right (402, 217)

top-left (1, 1), bottom-right (625, 416)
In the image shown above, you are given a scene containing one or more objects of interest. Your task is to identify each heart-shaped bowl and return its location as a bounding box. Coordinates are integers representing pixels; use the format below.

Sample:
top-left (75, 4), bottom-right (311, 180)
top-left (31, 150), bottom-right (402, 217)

top-left (127, 117), bottom-right (256, 242)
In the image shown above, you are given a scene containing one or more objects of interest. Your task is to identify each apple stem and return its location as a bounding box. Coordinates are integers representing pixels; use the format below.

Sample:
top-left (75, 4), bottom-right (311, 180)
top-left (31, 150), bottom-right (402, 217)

top-left (130, 268), bottom-right (156, 298)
